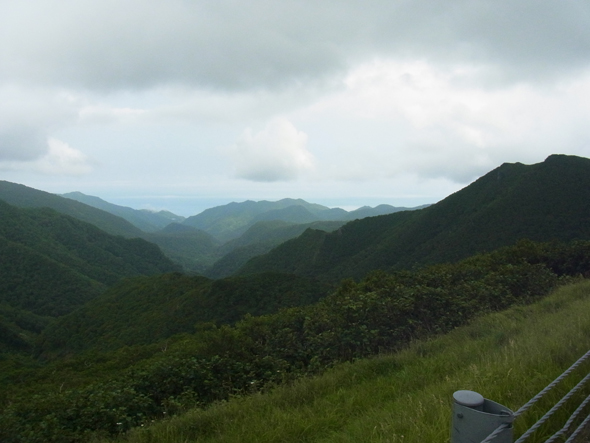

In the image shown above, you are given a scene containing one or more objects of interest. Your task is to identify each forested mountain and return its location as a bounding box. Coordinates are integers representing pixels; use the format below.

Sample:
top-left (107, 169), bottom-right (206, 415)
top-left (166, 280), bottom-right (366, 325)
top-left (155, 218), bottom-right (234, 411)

top-left (238, 155), bottom-right (590, 282)
top-left (0, 181), bottom-right (142, 238)
top-left (182, 198), bottom-right (420, 242)
top-left (62, 191), bottom-right (185, 232)
top-left (3, 155), bottom-right (590, 442)
top-left (1, 181), bottom-right (419, 276)
top-left (4, 238), bottom-right (590, 442)
top-left (0, 200), bottom-right (180, 352)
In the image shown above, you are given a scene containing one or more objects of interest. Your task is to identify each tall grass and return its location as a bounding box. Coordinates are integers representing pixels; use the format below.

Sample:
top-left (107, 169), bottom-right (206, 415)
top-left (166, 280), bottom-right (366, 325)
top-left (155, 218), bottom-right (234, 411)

top-left (107, 280), bottom-right (590, 443)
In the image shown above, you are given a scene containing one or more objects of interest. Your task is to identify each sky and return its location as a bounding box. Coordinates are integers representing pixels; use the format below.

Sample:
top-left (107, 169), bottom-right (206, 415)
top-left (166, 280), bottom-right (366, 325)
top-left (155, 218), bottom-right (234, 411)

top-left (1, 0), bottom-right (590, 216)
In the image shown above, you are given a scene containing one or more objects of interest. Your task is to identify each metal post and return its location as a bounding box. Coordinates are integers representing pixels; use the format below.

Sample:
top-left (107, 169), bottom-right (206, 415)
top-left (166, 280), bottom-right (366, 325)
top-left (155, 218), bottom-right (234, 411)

top-left (451, 390), bottom-right (514, 443)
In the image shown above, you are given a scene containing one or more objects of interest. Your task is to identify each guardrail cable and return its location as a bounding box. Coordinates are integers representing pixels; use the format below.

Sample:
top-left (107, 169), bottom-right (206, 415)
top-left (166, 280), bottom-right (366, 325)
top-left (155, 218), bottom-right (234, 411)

top-left (514, 349), bottom-right (590, 417)
top-left (476, 349), bottom-right (590, 443)
top-left (479, 423), bottom-right (510, 443)
top-left (544, 393), bottom-right (590, 443)
top-left (514, 372), bottom-right (590, 443)
top-left (564, 412), bottom-right (590, 443)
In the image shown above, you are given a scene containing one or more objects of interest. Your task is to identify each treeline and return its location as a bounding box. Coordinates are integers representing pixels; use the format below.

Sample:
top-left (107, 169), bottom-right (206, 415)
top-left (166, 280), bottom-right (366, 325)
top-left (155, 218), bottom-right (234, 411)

top-left (1, 239), bottom-right (589, 442)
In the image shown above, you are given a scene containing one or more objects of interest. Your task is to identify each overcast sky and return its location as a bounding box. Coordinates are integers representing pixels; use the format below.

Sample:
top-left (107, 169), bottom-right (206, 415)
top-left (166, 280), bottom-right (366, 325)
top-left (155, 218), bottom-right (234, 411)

top-left (1, 0), bottom-right (590, 215)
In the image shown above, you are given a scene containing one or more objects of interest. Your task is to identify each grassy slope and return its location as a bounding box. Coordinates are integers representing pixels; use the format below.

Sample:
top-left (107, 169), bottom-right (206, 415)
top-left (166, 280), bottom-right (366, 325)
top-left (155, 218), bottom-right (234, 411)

top-left (111, 280), bottom-right (590, 443)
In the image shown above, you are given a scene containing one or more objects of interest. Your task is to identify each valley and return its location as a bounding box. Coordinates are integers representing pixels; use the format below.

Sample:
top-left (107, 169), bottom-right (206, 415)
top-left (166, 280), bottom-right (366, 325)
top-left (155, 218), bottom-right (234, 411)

top-left (1, 154), bottom-right (590, 442)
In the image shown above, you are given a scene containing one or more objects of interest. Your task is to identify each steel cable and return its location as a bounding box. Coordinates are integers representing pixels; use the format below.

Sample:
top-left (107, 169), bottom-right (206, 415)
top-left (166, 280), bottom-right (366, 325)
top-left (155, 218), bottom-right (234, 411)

top-left (514, 372), bottom-right (590, 443)
top-left (564, 413), bottom-right (590, 443)
top-left (515, 350), bottom-right (590, 417)
top-left (544, 393), bottom-right (590, 443)
top-left (476, 350), bottom-right (590, 443)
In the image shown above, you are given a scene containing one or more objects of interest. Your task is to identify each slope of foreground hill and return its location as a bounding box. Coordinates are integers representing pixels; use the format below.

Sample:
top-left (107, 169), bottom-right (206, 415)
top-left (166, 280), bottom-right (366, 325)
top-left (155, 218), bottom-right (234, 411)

top-left (238, 154), bottom-right (590, 282)
top-left (0, 200), bottom-right (180, 351)
top-left (2, 239), bottom-right (589, 442)
top-left (109, 279), bottom-right (590, 443)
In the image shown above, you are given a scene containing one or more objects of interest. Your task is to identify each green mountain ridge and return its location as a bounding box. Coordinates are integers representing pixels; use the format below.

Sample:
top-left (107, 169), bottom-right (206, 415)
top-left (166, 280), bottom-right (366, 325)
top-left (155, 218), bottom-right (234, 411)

top-left (182, 198), bottom-right (421, 243)
top-left (238, 154), bottom-right (590, 282)
top-left (55, 192), bottom-right (420, 274)
top-left (61, 192), bottom-right (186, 233)
top-left (2, 154), bottom-right (590, 442)
top-left (0, 181), bottom-right (143, 238)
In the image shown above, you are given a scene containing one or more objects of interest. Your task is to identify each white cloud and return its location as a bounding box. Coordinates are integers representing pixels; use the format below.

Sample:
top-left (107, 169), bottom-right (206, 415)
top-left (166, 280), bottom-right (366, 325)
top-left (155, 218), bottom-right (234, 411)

top-left (230, 119), bottom-right (315, 182)
top-left (299, 60), bottom-right (590, 183)
top-left (0, 138), bottom-right (95, 176)
top-left (34, 138), bottom-right (93, 175)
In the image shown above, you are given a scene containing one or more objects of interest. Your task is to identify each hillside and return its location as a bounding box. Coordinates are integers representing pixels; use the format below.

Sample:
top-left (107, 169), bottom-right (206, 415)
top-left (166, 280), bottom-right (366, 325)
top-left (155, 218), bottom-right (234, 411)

top-left (62, 192), bottom-right (185, 232)
top-left (205, 220), bottom-right (345, 278)
top-left (38, 272), bottom-right (331, 355)
top-left (108, 280), bottom-right (590, 443)
top-left (2, 239), bottom-right (589, 442)
top-left (0, 200), bottom-right (180, 351)
top-left (0, 181), bottom-right (143, 238)
top-left (238, 154), bottom-right (590, 282)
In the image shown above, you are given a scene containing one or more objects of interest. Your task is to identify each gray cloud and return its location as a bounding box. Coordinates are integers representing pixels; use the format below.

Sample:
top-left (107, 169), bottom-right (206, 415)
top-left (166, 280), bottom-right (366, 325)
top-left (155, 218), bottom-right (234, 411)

top-left (0, 126), bottom-right (47, 161)
top-left (1, 0), bottom-right (589, 93)
top-left (0, 86), bottom-right (78, 162)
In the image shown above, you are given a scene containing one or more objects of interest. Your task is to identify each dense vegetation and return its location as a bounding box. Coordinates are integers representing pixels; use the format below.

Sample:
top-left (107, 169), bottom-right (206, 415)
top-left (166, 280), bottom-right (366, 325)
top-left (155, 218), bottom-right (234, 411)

top-left (38, 272), bottom-right (331, 355)
top-left (0, 200), bottom-right (180, 352)
top-left (108, 280), bottom-right (590, 443)
top-left (239, 155), bottom-right (590, 282)
top-left (2, 155), bottom-right (590, 442)
top-left (1, 239), bottom-right (589, 442)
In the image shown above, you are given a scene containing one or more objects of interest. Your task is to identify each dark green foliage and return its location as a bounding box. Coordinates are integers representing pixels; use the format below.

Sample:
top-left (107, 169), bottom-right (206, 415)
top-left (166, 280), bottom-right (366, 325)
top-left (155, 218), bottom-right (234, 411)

top-left (0, 200), bottom-right (179, 319)
top-left (238, 155), bottom-right (590, 282)
top-left (0, 301), bottom-right (53, 353)
top-left (1, 239), bottom-right (585, 442)
top-left (38, 272), bottom-right (331, 354)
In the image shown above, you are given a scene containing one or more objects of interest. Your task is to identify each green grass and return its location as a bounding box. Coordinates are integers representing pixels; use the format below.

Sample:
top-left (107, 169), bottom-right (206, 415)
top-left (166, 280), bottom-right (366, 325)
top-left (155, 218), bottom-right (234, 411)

top-left (107, 280), bottom-right (590, 443)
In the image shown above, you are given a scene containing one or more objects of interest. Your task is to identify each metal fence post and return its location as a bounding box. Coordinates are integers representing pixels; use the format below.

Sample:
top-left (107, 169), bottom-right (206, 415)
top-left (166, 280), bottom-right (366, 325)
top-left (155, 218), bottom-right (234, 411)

top-left (451, 390), bottom-right (514, 443)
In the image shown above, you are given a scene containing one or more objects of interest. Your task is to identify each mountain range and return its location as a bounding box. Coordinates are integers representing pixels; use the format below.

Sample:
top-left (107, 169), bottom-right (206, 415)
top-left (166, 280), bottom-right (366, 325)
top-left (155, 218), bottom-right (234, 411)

top-left (60, 192), bottom-right (426, 274)
top-left (2, 153), bottom-right (590, 441)
top-left (2, 153), bottom-right (590, 354)
top-left (236, 154), bottom-right (590, 282)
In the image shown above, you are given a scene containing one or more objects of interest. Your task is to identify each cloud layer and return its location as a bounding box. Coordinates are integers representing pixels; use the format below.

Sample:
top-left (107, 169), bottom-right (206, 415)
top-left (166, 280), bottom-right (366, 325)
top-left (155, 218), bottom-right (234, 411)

top-left (1, 1), bottom-right (590, 212)
top-left (2, 1), bottom-right (589, 91)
